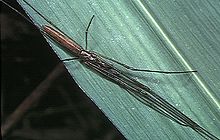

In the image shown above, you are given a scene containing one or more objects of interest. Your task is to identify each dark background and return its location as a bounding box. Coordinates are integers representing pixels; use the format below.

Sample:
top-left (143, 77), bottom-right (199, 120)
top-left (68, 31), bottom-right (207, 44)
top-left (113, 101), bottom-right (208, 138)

top-left (1, 1), bottom-right (125, 140)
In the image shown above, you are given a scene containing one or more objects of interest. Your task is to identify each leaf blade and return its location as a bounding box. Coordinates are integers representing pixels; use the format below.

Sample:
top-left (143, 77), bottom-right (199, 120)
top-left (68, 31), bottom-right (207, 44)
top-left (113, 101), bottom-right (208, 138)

top-left (18, 0), bottom-right (220, 139)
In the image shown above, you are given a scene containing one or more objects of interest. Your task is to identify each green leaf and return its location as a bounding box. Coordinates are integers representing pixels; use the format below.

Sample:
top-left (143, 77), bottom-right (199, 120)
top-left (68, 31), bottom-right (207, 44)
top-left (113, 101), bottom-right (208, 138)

top-left (18, 0), bottom-right (220, 139)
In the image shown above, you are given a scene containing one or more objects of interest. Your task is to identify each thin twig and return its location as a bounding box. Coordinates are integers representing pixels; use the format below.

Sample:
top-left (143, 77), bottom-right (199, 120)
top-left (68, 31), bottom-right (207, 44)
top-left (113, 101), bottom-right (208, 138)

top-left (1, 63), bottom-right (65, 137)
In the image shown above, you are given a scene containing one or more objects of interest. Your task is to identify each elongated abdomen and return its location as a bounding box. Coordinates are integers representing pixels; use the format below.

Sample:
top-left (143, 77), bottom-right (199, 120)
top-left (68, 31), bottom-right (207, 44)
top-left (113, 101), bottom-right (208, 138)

top-left (43, 25), bottom-right (82, 55)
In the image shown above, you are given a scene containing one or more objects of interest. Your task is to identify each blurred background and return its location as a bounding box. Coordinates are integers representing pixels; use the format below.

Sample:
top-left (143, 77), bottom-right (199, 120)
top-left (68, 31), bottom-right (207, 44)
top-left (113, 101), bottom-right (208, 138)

top-left (1, 1), bottom-right (125, 140)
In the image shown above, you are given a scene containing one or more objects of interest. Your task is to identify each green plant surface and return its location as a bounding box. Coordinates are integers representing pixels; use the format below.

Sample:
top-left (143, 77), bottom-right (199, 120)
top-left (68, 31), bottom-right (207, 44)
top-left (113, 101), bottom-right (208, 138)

top-left (18, 0), bottom-right (220, 139)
